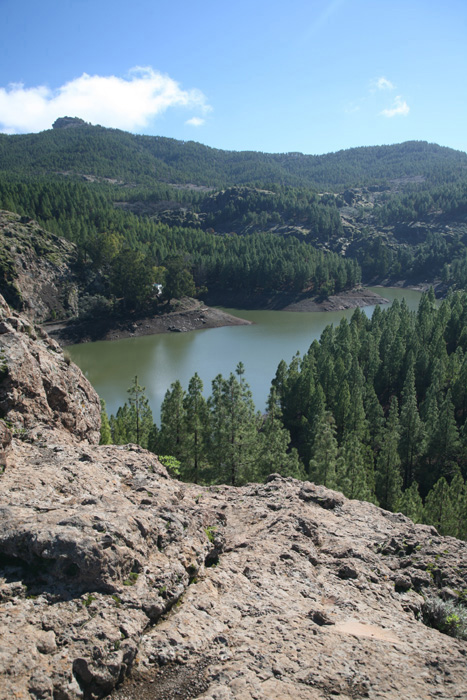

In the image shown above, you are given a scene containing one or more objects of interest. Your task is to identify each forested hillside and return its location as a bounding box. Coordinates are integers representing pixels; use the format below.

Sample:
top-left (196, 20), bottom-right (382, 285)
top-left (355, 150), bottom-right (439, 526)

top-left (1, 121), bottom-right (467, 315)
top-left (2, 121), bottom-right (467, 187)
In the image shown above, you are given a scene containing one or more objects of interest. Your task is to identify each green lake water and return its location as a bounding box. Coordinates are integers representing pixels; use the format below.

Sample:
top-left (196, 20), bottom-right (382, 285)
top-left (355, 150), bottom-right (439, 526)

top-left (68, 287), bottom-right (424, 421)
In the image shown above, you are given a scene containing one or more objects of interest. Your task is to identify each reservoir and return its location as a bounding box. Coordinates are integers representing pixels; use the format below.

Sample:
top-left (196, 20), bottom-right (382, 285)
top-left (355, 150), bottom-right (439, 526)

top-left (67, 287), bottom-right (423, 421)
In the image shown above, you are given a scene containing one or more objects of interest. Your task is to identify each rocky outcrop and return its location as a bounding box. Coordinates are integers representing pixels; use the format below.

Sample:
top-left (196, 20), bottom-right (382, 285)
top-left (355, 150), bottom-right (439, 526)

top-left (0, 295), bottom-right (100, 443)
top-left (0, 210), bottom-right (79, 322)
top-left (0, 440), bottom-right (216, 699)
top-left (53, 117), bottom-right (88, 130)
top-left (0, 296), bottom-right (466, 700)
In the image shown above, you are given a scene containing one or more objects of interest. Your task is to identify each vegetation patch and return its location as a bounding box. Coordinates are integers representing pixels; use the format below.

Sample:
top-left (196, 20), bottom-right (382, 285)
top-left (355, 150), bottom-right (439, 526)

top-left (422, 597), bottom-right (467, 640)
top-left (204, 525), bottom-right (216, 544)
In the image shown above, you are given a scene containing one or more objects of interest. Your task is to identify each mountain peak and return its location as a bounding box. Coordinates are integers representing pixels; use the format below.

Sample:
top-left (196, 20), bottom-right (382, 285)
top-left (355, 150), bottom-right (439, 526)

top-left (52, 116), bottom-right (88, 129)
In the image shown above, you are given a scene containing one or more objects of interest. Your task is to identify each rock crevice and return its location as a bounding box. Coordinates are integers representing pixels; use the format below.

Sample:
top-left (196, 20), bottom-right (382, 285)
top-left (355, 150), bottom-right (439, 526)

top-left (0, 296), bottom-right (466, 700)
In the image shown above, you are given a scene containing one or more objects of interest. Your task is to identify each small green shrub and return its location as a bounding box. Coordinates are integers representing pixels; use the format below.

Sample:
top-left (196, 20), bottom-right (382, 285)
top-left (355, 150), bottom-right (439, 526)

top-left (83, 594), bottom-right (96, 607)
top-left (0, 351), bottom-right (8, 382)
top-left (422, 597), bottom-right (467, 640)
top-left (204, 525), bottom-right (216, 543)
top-left (158, 455), bottom-right (181, 478)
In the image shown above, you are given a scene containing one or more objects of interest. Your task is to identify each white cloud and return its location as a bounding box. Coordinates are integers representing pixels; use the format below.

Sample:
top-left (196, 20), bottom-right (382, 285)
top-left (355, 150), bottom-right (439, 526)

top-left (381, 96), bottom-right (410, 118)
top-left (375, 76), bottom-right (395, 91)
top-left (0, 67), bottom-right (212, 134)
top-left (185, 116), bottom-right (205, 127)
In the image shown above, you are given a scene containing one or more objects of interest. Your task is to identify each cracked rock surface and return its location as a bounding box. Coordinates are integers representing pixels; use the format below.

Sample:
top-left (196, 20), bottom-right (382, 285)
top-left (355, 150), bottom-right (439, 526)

top-left (0, 296), bottom-right (466, 700)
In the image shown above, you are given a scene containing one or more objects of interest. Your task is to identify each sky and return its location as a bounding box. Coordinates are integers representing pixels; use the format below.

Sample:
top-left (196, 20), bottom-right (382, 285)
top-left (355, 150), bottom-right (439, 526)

top-left (1, 0), bottom-right (466, 155)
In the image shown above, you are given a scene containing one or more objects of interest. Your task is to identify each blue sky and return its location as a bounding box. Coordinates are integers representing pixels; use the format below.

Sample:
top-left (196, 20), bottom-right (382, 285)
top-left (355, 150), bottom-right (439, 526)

top-left (1, 0), bottom-right (466, 155)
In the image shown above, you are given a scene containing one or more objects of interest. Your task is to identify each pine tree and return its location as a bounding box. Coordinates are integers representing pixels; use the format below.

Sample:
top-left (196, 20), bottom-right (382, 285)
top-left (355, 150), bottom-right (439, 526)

top-left (337, 432), bottom-right (373, 502)
top-left (363, 330), bottom-right (381, 384)
top-left (424, 477), bottom-right (457, 536)
top-left (147, 423), bottom-right (159, 453)
top-left (300, 379), bottom-right (326, 467)
top-left (399, 361), bottom-right (425, 488)
top-left (375, 397), bottom-right (403, 511)
top-left (430, 390), bottom-right (461, 483)
top-left (278, 352), bottom-right (310, 450)
top-left (182, 373), bottom-right (209, 483)
top-left (458, 479), bottom-right (467, 541)
top-left (421, 376), bottom-right (441, 490)
top-left (445, 471), bottom-right (467, 539)
top-left (207, 364), bottom-right (260, 486)
top-left (397, 482), bottom-right (424, 523)
top-left (334, 379), bottom-right (351, 438)
top-left (364, 385), bottom-right (384, 451)
top-left (257, 387), bottom-right (304, 480)
top-left (127, 376), bottom-right (154, 448)
top-left (109, 378), bottom-right (155, 449)
top-left (158, 380), bottom-right (186, 460)
top-left (345, 356), bottom-right (369, 443)
top-left (110, 404), bottom-right (132, 445)
top-left (309, 411), bottom-right (338, 489)
top-left (416, 289), bottom-right (436, 347)
top-left (451, 349), bottom-right (467, 422)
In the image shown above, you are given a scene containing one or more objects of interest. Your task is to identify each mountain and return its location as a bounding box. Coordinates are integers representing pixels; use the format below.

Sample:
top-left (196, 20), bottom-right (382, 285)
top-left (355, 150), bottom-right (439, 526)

top-left (1, 121), bottom-right (467, 310)
top-left (0, 296), bottom-right (466, 699)
top-left (1, 121), bottom-right (467, 187)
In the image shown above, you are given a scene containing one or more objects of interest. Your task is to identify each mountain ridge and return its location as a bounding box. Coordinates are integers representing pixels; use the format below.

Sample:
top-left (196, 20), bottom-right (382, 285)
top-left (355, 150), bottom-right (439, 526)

top-left (2, 121), bottom-right (467, 188)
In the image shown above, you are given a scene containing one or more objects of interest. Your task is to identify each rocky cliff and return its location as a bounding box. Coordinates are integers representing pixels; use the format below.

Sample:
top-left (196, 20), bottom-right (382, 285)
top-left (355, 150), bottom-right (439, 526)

top-left (0, 296), bottom-right (466, 700)
top-left (0, 210), bottom-right (80, 322)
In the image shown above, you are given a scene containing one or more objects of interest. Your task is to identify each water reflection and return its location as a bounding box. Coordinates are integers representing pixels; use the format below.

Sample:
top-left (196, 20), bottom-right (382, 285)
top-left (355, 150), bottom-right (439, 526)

top-left (68, 287), bottom-right (423, 421)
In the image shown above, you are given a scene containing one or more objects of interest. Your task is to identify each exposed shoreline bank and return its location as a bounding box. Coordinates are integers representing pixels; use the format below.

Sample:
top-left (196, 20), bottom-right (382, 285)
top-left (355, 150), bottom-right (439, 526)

top-left (44, 286), bottom-right (414, 346)
top-left (282, 287), bottom-right (389, 312)
top-left (44, 299), bottom-right (252, 346)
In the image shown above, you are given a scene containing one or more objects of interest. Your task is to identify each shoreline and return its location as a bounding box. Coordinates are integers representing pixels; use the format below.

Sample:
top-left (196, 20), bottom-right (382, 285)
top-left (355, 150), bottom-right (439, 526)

top-left (45, 287), bottom-right (396, 346)
top-left (281, 287), bottom-right (389, 312)
top-left (45, 300), bottom-right (252, 346)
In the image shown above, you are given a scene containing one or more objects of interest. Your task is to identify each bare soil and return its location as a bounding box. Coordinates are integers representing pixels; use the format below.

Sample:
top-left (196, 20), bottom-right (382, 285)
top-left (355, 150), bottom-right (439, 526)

top-left (283, 287), bottom-right (389, 312)
top-left (44, 299), bottom-right (252, 346)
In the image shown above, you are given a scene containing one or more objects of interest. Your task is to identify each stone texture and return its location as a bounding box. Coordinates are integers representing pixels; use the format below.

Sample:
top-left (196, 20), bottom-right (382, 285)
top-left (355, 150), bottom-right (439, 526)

top-left (0, 296), bottom-right (466, 700)
top-left (0, 295), bottom-right (100, 443)
top-left (0, 210), bottom-right (80, 322)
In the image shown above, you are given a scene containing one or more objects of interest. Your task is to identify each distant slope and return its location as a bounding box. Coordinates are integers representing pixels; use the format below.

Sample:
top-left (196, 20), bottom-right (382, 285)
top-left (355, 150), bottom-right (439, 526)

top-left (1, 121), bottom-right (467, 188)
top-left (1, 121), bottom-right (467, 297)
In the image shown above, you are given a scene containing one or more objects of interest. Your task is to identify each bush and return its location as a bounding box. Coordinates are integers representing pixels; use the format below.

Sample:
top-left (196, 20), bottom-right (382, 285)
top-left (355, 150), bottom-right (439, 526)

top-left (78, 294), bottom-right (113, 319)
top-left (158, 455), bottom-right (181, 478)
top-left (422, 596), bottom-right (467, 640)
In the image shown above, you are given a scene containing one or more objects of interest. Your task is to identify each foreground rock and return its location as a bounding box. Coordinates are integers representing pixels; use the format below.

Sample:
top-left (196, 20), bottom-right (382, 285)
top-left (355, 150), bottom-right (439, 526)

top-left (0, 296), bottom-right (466, 700)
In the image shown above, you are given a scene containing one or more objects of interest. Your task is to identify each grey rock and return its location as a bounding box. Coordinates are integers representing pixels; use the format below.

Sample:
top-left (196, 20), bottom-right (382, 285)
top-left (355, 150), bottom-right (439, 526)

top-left (0, 296), bottom-right (466, 700)
top-left (0, 296), bottom-right (100, 443)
